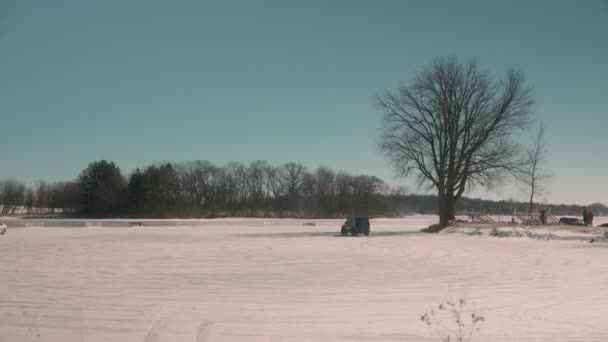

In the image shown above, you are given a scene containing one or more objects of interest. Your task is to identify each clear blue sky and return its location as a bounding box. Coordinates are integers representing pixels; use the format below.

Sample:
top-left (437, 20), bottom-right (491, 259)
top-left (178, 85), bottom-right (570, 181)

top-left (1, 0), bottom-right (607, 205)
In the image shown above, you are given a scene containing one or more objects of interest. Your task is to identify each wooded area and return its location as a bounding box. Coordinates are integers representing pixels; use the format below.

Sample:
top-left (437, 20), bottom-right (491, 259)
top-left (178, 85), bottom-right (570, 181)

top-left (0, 160), bottom-right (605, 218)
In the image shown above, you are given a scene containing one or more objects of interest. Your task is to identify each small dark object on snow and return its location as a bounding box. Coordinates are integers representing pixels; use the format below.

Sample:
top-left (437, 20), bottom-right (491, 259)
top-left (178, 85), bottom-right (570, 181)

top-left (589, 239), bottom-right (596, 243)
top-left (341, 217), bottom-right (370, 236)
top-left (421, 223), bottom-right (443, 233)
top-left (0, 228), bottom-right (5, 235)
top-left (539, 209), bottom-right (547, 225)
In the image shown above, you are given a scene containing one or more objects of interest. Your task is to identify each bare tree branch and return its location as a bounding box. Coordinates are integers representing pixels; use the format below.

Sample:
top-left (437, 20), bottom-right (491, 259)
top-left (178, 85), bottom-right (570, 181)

top-left (519, 122), bottom-right (551, 212)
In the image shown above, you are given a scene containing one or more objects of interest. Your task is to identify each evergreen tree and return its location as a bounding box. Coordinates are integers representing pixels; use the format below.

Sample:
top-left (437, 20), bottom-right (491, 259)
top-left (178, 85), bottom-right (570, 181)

top-left (77, 160), bottom-right (126, 217)
top-left (127, 168), bottom-right (145, 217)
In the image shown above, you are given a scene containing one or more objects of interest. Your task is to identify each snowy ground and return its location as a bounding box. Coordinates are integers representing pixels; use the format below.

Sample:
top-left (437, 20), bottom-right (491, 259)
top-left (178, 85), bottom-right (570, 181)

top-left (1, 216), bottom-right (608, 342)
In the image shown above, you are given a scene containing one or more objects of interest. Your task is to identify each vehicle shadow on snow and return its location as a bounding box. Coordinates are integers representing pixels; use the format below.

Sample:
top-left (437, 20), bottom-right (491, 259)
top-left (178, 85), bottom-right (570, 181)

top-left (238, 231), bottom-right (424, 238)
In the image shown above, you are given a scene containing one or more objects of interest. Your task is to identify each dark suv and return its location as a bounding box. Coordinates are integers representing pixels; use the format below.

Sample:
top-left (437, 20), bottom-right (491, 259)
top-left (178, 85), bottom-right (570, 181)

top-left (340, 216), bottom-right (370, 236)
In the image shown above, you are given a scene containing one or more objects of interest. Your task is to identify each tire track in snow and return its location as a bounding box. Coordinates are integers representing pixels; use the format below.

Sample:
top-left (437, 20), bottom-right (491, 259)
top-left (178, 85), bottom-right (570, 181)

top-left (142, 320), bottom-right (167, 342)
top-left (196, 322), bottom-right (213, 341)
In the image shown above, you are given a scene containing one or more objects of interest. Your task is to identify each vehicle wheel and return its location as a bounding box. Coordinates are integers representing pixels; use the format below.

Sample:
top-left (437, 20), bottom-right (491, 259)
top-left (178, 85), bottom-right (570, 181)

top-left (351, 230), bottom-right (358, 236)
top-left (364, 229), bottom-right (369, 236)
top-left (341, 226), bottom-right (347, 236)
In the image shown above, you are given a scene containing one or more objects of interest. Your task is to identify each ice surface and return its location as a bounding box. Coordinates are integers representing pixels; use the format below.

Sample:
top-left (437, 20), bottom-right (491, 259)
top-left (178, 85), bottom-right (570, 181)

top-left (1, 217), bottom-right (607, 341)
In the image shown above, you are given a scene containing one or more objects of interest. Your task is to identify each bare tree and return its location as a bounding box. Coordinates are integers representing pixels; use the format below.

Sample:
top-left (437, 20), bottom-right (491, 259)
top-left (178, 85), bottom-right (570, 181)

top-left (222, 162), bottom-right (249, 215)
top-left (34, 180), bottom-right (50, 214)
top-left (0, 179), bottom-right (26, 215)
top-left (51, 181), bottom-right (80, 214)
top-left (351, 175), bottom-right (384, 198)
top-left (264, 165), bottom-right (286, 215)
top-left (24, 188), bottom-right (35, 214)
top-left (378, 57), bottom-right (534, 228)
top-left (240, 161), bottom-right (269, 216)
top-left (335, 172), bottom-right (353, 214)
top-left (315, 166), bottom-right (335, 214)
top-left (278, 163), bottom-right (307, 214)
top-left (350, 175), bottom-right (385, 214)
top-left (179, 161), bottom-right (219, 215)
top-left (522, 122), bottom-right (550, 213)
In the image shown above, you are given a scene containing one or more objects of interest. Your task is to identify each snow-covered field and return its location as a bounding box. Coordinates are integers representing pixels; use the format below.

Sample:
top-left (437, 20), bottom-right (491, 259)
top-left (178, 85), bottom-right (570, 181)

top-left (1, 216), bottom-right (608, 342)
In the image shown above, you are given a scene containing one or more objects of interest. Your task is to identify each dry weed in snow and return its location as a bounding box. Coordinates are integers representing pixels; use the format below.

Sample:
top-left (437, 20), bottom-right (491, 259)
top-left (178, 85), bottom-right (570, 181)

top-left (421, 298), bottom-right (484, 342)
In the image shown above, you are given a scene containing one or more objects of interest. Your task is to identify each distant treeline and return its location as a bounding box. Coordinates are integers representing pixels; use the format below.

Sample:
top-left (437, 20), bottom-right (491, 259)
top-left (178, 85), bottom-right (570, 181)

top-left (399, 195), bottom-right (607, 217)
top-left (0, 160), bottom-right (606, 218)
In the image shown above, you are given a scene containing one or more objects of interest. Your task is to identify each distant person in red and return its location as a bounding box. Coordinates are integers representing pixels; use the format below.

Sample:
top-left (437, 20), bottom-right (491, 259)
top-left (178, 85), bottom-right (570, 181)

top-left (588, 209), bottom-right (594, 227)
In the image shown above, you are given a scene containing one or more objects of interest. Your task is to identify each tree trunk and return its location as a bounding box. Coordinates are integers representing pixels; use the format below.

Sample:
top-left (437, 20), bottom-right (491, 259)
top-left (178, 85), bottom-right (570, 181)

top-left (529, 178), bottom-right (535, 213)
top-left (438, 190), bottom-right (455, 229)
top-left (438, 194), bottom-right (448, 227)
top-left (446, 190), bottom-right (455, 221)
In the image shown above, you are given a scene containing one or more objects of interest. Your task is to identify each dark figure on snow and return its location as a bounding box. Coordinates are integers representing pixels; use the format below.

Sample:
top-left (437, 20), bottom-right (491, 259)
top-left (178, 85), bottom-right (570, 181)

top-left (583, 208), bottom-right (588, 225)
top-left (539, 209), bottom-right (547, 225)
top-left (588, 209), bottom-right (594, 227)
